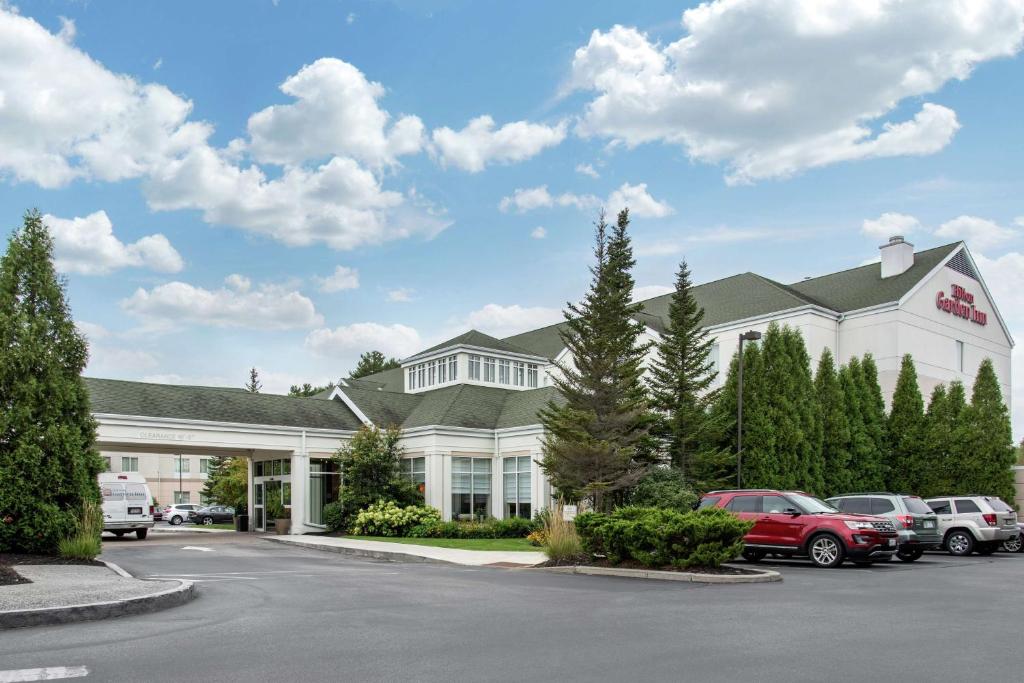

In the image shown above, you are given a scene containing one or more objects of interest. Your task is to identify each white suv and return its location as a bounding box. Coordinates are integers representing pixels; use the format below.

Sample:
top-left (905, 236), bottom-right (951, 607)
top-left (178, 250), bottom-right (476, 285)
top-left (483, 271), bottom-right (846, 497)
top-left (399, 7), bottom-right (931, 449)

top-left (924, 496), bottom-right (1019, 556)
top-left (162, 504), bottom-right (200, 525)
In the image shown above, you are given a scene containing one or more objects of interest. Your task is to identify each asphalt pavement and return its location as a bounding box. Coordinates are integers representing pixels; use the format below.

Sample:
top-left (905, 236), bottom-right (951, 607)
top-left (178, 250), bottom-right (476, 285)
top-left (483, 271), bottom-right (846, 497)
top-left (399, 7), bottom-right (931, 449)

top-left (1, 531), bottom-right (1020, 682)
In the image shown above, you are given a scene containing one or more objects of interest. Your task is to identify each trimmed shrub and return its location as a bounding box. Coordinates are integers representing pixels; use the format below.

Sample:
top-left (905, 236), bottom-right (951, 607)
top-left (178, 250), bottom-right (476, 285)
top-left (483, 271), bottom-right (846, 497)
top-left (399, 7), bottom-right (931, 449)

top-left (322, 501), bottom-right (346, 532)
top-left (349, 501), bottom-right (441, 537)
top-left (405, 516), bottom-right (538, 539)
top-left (575, 506), bottom-right (752, 569)
top-left (628, 467), bottom-right (697, 512)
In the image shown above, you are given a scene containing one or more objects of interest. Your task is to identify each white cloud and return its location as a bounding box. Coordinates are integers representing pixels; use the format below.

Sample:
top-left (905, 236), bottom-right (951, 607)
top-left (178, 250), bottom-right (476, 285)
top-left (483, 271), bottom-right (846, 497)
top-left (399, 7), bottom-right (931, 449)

top-left (305, 322), bottom-right (422, 360)
top-left (499, 182), bottom-right (671, 218)
top-left (431, 115), bottom-right (567, 172)
top-left (531, 226), bottom-right (547, 239)
top-left (246, 58), bottom-right (425, 167)
top-left (575, 163), bottom-right (600, 179)
top-left (632, 284), bottom-right (673, 301)
top-left (935, 215), bottom-right (1020, 251)
top-left (121, 275), bottom-right (322, 330)
top-left (861, 212), bottom-right (922, 240)
top-left (457, 303), bottom-right (563, 339)
top-left (569, 2), bottom-right (1024, 183)
top-left (346, 12), bottom-right (356, 25)
top-left (315, 265), bottom-right (360, 293)
top-left (76, 320), bottom-right (110, 340)
top-left (387, 288), bottom-right (414, 302)
top-left (88, 346), bottom-right (161, 375)
top-left (44, 210), bottom-right (184, 275)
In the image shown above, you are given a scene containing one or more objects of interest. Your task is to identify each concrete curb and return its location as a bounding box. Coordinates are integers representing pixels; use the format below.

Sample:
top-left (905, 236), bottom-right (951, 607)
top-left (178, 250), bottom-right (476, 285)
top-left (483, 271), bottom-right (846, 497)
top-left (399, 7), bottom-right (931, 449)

top-left (263, 536), bottom-right (454, 565)
top-left (0, 562), bottom-right (196, 630)
top-left (541, 564), bottom-right (782, 584)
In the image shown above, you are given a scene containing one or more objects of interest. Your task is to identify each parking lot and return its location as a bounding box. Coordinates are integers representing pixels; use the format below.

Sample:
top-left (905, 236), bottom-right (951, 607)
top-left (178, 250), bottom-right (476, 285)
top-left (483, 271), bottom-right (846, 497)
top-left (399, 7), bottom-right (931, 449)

top-left (1, 531), bottom-right (1020, 682)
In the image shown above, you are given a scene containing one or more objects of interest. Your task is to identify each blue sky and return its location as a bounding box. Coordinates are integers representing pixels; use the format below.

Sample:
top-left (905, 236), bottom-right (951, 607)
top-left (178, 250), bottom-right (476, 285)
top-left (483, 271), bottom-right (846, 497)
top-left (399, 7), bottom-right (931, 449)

top-left (1, 1), bottom-right (1022, 436)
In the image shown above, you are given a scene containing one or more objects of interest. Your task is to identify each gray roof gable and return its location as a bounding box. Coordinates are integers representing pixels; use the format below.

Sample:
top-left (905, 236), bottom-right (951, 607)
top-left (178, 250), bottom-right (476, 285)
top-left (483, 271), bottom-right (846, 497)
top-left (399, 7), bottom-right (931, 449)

top-left (405, 329), bottom-right (542, 362)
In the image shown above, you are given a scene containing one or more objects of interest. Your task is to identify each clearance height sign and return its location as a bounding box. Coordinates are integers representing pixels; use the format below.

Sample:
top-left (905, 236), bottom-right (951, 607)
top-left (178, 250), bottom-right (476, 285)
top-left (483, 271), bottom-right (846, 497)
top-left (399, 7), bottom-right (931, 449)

top-left (936, 284), bottom-right (988, 326)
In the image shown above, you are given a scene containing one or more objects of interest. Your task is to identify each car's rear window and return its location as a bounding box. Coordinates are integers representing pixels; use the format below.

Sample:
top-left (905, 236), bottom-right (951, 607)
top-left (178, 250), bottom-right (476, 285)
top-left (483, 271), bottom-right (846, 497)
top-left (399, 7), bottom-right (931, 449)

top-left (697, 496), bottom-right (720, 509)
top-left (902, 497), bottom-right (933, 514)
top-left (985, 498), bottom-right (1014, 512)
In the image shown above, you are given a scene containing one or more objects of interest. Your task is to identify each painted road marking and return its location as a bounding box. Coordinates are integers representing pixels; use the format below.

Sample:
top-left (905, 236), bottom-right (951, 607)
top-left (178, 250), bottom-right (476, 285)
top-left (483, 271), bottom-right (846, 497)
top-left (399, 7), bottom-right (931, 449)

top-left (0, 667), bottom-right (89, 682)
top-left (180, 546), bottom-right (213, 552)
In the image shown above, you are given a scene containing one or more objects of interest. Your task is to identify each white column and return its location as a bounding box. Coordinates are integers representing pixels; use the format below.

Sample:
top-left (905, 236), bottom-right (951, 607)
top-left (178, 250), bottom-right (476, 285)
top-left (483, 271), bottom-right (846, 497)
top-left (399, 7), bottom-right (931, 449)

top-left (291, 451), bottom-right (308, 534)
top-left (246, 455), bottom-right (254, 532)
top-left (426, 451), bottom-right (447, 516)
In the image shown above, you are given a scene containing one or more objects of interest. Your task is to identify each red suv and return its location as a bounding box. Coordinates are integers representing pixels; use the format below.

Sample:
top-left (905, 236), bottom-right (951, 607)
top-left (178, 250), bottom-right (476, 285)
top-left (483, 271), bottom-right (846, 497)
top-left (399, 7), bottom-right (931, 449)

top-left (699, 489), bottom-right (899, 568)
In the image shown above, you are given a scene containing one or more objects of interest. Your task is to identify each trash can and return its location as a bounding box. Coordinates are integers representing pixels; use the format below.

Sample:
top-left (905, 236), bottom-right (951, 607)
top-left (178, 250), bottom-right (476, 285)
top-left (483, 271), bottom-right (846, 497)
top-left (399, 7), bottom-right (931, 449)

top-left (234, 514), bottom-right (249, 532)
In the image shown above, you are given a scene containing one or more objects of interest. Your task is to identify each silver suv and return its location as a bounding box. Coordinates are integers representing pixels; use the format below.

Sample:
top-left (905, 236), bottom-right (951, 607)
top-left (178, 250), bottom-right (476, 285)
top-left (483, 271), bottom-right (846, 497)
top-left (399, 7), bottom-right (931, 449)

top-left (924, 496), bottom-right (1019, 556)
top-left (826, 493), bottom-right (940, 562)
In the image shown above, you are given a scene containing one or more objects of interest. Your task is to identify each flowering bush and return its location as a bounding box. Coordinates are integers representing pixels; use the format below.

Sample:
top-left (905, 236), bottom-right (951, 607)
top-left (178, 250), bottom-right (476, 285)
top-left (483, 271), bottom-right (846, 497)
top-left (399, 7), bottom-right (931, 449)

top-left (526, 530), bottom-right (547, 547)
top-left (349, 501), bottom-right (441, 537)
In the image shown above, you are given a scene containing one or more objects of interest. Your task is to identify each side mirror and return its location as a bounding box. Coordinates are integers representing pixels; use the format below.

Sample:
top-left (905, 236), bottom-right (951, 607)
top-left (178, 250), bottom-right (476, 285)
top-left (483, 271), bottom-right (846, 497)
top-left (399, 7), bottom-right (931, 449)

top-left (784, 508), bottom-right (801, 516)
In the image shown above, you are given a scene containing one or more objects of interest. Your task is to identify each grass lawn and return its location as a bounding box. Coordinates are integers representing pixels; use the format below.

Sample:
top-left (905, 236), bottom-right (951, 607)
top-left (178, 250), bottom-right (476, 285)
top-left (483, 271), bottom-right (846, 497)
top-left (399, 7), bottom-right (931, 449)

top-left (343, 536), bottom-right (537, 551)
top-left (190, 523), bottom-right (235, 530)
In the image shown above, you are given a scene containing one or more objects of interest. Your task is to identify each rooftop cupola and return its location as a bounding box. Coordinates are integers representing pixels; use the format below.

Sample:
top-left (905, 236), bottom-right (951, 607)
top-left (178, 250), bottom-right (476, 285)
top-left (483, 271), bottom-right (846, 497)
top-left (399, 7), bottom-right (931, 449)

top-left (880, 235), bottom-right (914, 278)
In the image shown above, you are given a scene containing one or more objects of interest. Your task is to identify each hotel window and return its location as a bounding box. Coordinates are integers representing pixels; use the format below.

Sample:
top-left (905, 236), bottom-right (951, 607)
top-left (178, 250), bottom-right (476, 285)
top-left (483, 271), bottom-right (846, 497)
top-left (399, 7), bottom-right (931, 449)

top-left (484, 357), bottom-right (496, 382)
top-left (429, 360), bottom-right (437, 386)
top-left (439, 357), bottom-right (448, 383)
top-left (175, 457), bottom-right (190, 474)
top-left (417, 364), bottom-right (425, 387)
top-left (449, 355), bottom-right (458, 381)
top-left (200, 458), bottom-right (210, 474)
top-left (121, 456), bottom-right (139, 472)
top-left (452, 457), bottom-right (491, 521)
top-left (512, 362), bottom-right (525, 387)
top-left (527, 364), bottom-right (538, 388)
top-left (710, 343), bottom-right (720, 383)
top-left (499, 359), bottom-right (510, 384)
top-left (308, 459), bottom-right (341, 526)
top-left (469, 355), bottom-right (481, 380)
top-left (408, 367), bottom-right (416, 391)
top-left (955, 340), bottom-right (964, 372)
top-left (400, 457), bottom-right (427, 498)
top-left (174, 490), bottom-right (190, 504)
top-left (503, 456), bottom-right (532, 519)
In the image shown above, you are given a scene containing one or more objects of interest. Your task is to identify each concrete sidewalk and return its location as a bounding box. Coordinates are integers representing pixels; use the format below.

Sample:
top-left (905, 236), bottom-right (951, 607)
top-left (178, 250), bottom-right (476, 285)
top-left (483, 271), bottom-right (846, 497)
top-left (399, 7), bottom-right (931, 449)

top-left (0, 562), bottom-right (194, 629)
top-left (266, 535), bottom-right (546, 567)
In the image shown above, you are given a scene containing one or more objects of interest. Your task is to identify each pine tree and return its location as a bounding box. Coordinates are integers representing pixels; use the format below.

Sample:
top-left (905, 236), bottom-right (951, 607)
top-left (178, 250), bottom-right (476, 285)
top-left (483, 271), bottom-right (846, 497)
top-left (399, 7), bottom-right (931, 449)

top-left (647, 258), bottom-right (719, 475)
top-left (540, 210), bottom-right (654, 512)
top-left (887, 355), bottom-right (926, 494)
top-left (851, 355), bottom-right (887, 490)
top-left (350, 351), bottom-right (401, 379)
top-left (815, 348), bottom-right (852, 496)
top-left (922, 382), bottom-right (967, 496)
top-left (783, 327), bottom-right (823, 493)
top-left (958, 359), bottom-right (1016, 502)
top-left (0, 210), bottom-right (106, 553)
top-left (245, 367), bottom-right (261, 393)
top-left (840, 358), bottom-right (872, 492)
top-left (920, 384), bottom-right (949, 496)
top-left (200, 456), bottom-right (247, 510)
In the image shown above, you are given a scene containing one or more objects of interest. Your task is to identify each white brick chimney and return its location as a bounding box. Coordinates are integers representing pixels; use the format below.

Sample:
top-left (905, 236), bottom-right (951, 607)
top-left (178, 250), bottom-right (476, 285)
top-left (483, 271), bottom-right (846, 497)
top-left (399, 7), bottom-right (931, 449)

top-left (880, 235), bottom-right (914, 278)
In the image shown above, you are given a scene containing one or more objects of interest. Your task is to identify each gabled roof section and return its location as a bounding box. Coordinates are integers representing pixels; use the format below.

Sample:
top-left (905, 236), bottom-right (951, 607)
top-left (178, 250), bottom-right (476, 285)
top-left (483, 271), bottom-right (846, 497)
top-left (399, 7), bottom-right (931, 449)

top-left (85, 377), bottom-right (364, 431)
top-left (343, 366), bottom-right (406, 393)
top-left (502, 322), bottom-right (570, 360)
top-left (404, 329), bottom-right (543, 363)
top-left (402, 384), bottom-right (511, 430)
top-left (788, 242), bottom-right (960, 313)
top-left (334, 383), bottom-right (421, 428)
top-left (497, 386), bottom-right (562, 429)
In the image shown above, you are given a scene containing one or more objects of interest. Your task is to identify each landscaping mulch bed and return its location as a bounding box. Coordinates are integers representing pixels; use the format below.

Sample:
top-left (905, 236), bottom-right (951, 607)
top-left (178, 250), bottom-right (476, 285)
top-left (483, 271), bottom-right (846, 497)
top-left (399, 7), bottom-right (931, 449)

top-left (539, 557), bottom-right (761, 576)
top-left (0, 553), bottom-right (106, 587)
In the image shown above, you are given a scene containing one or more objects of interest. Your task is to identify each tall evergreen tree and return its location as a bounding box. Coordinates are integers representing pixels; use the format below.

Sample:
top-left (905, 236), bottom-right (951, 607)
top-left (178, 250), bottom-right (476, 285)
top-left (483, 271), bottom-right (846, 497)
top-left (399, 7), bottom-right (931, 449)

top-left (815, 348), bottom-right (852, 496)
top-left (887, 355), bottom-right (926, 494)
top-left (647, 258), bottom-right (719, 475)
top-left (350, 351), bottom-right (401, 379)
top-left (859, 354), bottom-right (889, 489)
top-left (922, 382), bottom-right (967, 496)
top-left (783, 327), bottom-right (824, 493)
top-left (840, 358), bottom-right (873, 492)
top-left (540, 210), bottom-right (654, 511)
top-left (0, 210), bottom-right (106, 553)
top-left (245, 367), bottom-right (261, 393)
top-left (920, 384), bottom-right (949, 496)
top-left (958, 359), bottom-right (1016, 502)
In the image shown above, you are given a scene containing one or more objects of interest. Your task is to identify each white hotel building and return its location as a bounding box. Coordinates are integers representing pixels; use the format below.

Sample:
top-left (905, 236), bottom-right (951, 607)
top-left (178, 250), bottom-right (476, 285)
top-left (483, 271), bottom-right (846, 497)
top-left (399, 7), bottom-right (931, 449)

top-left (88, 238), bottom-right (1018, 530)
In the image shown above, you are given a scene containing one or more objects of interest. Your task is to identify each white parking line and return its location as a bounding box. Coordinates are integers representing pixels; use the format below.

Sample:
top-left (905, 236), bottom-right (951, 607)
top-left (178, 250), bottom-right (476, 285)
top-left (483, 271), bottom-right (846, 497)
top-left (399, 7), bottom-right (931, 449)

top-left (180, 546), bottom-right (213, 552)
top-left (0, 667), bottom-right (89, 682)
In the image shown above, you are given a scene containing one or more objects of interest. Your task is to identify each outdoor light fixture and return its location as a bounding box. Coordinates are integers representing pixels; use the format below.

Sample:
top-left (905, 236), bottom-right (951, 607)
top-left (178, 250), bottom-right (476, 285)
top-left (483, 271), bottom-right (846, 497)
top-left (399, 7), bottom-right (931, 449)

top-left (736, 330), bottom-right (762, 488)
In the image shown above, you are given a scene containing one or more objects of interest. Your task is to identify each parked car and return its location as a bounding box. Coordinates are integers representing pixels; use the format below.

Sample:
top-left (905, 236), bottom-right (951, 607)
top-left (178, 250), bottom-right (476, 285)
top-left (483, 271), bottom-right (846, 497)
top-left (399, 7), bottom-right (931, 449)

top-left (162, 504), bottom-right (201, 525)
top-left (826, 493), bottom-right (940, 562)
top-left (700, 489), bottom-right (899, 568)
top-left (153, 501), bottom-right (163, 522)
top-left (188, 505), bottom-right (236, 525)
top-left (924, 496), bottom-right (1019, 556)
top-left (99, 473), bottom-right (154, 540)
top-left (1001, 523), bottom-right (1023, 553)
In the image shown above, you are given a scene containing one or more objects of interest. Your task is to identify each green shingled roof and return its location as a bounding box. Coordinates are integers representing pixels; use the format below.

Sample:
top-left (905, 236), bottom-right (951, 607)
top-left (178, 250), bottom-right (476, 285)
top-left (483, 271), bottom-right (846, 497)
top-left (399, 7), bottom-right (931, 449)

top-left (343, 366), bottom-right (405, 393)
top-left (405, 329), bottom-right (543, 361)
top-left (85, 377), bottom-right (363, 431)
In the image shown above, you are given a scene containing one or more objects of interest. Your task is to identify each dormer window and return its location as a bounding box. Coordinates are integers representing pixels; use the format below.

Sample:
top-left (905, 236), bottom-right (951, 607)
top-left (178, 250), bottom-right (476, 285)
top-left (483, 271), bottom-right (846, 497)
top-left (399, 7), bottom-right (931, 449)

top-left (469, 355), bottom-right (481, 380)
top-left (512, 362), bottom-right (525, 387)
top-left (498, 359), bottom-right (510, 384)
top-left (399, 330), bottom-right (549, 394)
top-left (484, 357), bottom-right (496, 382)
top-left (527, 364), bottom-right (538, 388)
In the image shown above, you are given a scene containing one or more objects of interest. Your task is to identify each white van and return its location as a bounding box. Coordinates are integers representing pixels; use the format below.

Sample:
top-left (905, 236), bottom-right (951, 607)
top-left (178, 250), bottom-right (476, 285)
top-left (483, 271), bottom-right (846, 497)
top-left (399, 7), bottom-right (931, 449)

top-left (99, 472), bottom-right (155, 539)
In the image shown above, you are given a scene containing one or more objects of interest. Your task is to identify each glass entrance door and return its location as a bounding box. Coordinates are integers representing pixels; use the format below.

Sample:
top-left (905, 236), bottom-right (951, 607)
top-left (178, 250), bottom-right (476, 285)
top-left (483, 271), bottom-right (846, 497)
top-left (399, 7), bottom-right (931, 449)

top-left (264, 480), bottom-right (282, 531)
top-left (254, 480), bottom-right (265, 531)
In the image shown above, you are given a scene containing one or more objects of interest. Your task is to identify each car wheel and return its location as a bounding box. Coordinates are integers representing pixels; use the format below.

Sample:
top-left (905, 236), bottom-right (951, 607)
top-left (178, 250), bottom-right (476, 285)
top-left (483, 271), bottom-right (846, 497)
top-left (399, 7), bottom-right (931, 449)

top-left (946, 530), bottom-right (974, 556)
top-left (136, 528), bottom-right (148, 540)
top-left (741, 548), bottom-right (766, 563)
top-left (203, 517), bottom-right (213, 526)
top-left (897, 548), bottom-right (924, 562)
top-left (1003, 536), bottom-right (1023, 553)
top-left (808, 534), bottom-right (844, 569)
top-left (171, 515), bottom-right (183, 525)
top-left (113, 531), bottom-right (126, 537)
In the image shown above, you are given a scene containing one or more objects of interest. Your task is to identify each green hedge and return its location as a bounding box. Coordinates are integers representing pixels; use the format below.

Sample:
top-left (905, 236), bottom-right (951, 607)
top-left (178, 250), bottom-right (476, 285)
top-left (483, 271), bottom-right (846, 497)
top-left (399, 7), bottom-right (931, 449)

top-left (407, 516), bottom-right (537, 539)
top-left (575, 506), bottom-right (752, 569)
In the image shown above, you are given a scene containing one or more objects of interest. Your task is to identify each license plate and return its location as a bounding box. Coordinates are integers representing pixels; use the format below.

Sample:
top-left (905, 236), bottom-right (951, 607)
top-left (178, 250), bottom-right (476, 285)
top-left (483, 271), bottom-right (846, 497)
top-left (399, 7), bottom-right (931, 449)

top-left (128, 506), bottom-right (142, 515)
top-left (887, 539), bottom-right (897, 547)
top-left (923, 520), bottom-right (935, 528)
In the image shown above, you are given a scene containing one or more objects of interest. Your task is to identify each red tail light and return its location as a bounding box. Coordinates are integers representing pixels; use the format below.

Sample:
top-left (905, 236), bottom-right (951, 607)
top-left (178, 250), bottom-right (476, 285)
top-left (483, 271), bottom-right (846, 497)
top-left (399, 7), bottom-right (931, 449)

top-left (149, 505), bottom-right (155, 515)
top-left (896, 514), bottom-right (913, 529)
top-left (983, 513), bottom-right (997, 527)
